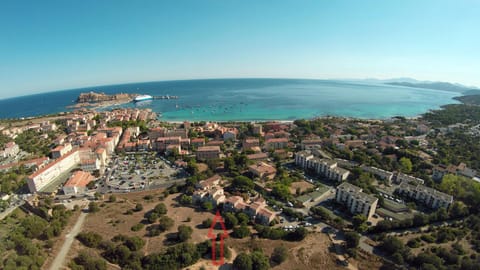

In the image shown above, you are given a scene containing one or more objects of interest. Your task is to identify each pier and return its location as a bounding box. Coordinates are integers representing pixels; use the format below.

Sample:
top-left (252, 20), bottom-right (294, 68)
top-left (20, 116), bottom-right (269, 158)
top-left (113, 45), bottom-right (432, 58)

top-left (153, 95), bottom-right (179, 100)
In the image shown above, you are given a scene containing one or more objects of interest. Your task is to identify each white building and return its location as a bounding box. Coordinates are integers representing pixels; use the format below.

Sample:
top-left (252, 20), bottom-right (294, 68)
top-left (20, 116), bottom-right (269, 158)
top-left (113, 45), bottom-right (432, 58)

top-left (27, 150), bottom-right (81, 193)
top-left (295, 150), bottom-right (350, 182)
top-left (396, 182), bottom-right (453, 209)
top-left (335, 182), bottom-right (378, 219)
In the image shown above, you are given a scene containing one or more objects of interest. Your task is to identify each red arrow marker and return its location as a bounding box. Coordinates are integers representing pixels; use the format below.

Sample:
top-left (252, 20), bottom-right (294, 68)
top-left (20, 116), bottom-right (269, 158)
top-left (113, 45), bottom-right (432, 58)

top-left (208, 210), bottom-right (229, 266)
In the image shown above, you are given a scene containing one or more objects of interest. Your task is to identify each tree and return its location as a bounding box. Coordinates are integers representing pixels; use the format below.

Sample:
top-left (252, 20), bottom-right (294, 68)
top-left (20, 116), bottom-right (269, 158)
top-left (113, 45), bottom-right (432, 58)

top-left (108, 195), bottom-right (117, 203)
top-left (88, 202), bottom-right (100, 213)
top-left (271, 184), bottom-right (291, 201)
top-left (233, 253), bottom-right (253, 270)
top-left (232, 225), bottom-right (251, 238)
top-left (124, 236), bottom-right (145, 251)
top-left (134, 203), bottom-right (143, 212)
top-left (202, 218), bottom-right (212, 228)
top-left (344, 232), bottom-right (360, 249)
top-left (180, 195), bottom-right (193, 205)
top-left (70, 250), bottom-right (107, 270)
top-left (237, 212), bottom-right (250, 225)
top-left (232, 175), bottom-right (254, 191)
top-left (158, 216), bottom-right (174, 231)
top-left (251, 251), bottom-right (270, 270)
top-left (399, 157), bottom-right (412, 173)
top-left (271, 246), bottom-right (288, 265)
top-left (379, 236), bottom-right (404, 255)
top-left (20, 215), bottom-right (48, 239)
top-left (201, 201), bottom-right (213, 211)
top-left (177, 225), bottom-right (193, 242)
top-left (153, 203), bottom-right (167, 215)
top-left (352, 214), bottom-right (367, 233)
top-left (76, 232), bottom-right (103, 248)
top-left (224, 213), bottom-right (238, 229)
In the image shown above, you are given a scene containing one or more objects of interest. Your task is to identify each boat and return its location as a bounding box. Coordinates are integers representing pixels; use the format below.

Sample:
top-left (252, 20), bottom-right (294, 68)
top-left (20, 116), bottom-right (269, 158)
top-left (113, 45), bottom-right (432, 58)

top-left (134, 95), bottom-right (153, 102)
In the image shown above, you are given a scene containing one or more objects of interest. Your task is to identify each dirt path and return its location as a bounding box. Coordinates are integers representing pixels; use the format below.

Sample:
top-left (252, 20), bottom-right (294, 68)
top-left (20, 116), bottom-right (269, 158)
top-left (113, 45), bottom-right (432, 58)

top-left (49, 212), bottom-right (88, 270)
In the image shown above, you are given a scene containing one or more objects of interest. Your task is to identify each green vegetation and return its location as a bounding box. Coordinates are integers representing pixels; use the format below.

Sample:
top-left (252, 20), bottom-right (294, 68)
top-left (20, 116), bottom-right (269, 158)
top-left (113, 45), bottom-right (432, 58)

top-left (76, 232), bottom-right (103, 248)
top-left (270, 246), bottom-right (288, 265)
top-left (176, 225), bottom-right (193, 242)
top-left (423, 104), bottom-right (480, 126)
top-left (233, 251), bottom-right (270, 270)
top-left (0, 203), bottom-right (73, 270)
top-left (454, 94), bottom-right (480, 105)
top-left (232, 225), bottom-right (251, 238)
top-left (69, 250), bottom-right (107, 270)
top-left (15, 129), bottom-right (53, 156)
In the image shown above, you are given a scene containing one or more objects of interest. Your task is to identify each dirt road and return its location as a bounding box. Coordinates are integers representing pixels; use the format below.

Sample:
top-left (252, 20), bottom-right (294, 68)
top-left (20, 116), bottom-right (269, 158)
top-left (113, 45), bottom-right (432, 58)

top-left (49, 212), bottom-right (88, 270)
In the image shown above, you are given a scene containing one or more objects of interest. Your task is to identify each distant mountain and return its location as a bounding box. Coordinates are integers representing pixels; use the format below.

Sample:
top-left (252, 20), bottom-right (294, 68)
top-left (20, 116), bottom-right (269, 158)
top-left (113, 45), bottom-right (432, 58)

top-left (386, 81), bottom-right (478, 93)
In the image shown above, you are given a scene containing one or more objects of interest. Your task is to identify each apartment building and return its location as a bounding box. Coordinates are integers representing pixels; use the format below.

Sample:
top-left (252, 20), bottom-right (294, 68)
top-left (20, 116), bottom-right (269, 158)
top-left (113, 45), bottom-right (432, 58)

top-left (396, 182), bottom-right (453, 209)
top-left (265, 138), bottom-right (288, 150)
top-left (295, 150), bottom-right (349, 182)
top-left (335, 182), bottom-right (378, 219)
top-left (361, 165), bottom-right (394, 184)
top-left (249, 162), bottom-right (277, 180)
top-left (196, 146), bottom-right (221, 160)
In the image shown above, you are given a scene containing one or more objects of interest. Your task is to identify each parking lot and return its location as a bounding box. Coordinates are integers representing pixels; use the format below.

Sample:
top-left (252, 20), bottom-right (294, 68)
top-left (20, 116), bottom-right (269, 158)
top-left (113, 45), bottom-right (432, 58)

top-left (101, 153), bottom-right (186, 193)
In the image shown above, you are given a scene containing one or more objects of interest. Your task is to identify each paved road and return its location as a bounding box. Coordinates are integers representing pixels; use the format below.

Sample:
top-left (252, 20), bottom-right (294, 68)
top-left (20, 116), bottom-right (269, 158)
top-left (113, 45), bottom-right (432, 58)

top-left (49, 212), bottom-right (88, 270)
top-left (0, 201), bottom-right (24, 220)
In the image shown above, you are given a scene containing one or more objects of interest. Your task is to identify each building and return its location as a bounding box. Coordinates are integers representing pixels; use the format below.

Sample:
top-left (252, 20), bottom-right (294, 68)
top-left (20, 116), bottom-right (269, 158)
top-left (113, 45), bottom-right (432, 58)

top-left (335, 182), bottom-right (378, 219)
top-left (223, 128), bottom-right (238, 141)
top-left (223, 196), bottom-right (276, 225)
top-left (249, 162), bottom-right (277, 180)
top-left (27, 150), bottom-right (81, 193)
top-left (196, 146), bottom-right (221, 160)
top-left (192, 175), bottom-right (225, 206)
top-left (51, 143), bottom-right (73, 159)
top-left (247, 152), bottom-right (269, 161)
top-left (252, 123), bottom-right (263, 135)
top-left (265, 138), bottom-right (288, 150)
top-left (0, 142), bottom-right (19, 158)
top-left (243, 138), bottom-right (260, 150)
top-left (394, 172), bottom-right (425, 185)
top-left (63, 170), bottom-right (94, 195)
top-left (191, 138), bottom-right (205, 148)
top-left (396, 182), bottom-right (453, 209)
top-left (295, 150), bottom-right (349, 182)
top-left (301, 139), bottom-right (322, 150)
top-left (361, 165), bottom-right (394, 184)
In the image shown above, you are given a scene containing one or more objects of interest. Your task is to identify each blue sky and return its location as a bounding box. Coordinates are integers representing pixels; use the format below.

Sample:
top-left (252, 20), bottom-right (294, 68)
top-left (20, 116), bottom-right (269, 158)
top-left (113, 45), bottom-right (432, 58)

top-left (0, 0), bottom-right (479, 99)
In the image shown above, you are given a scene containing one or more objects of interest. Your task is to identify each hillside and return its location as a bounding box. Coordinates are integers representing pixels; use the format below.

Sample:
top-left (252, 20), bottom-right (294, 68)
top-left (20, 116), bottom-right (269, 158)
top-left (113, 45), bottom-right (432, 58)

top-left (386, 81), bottom-right (477, 93)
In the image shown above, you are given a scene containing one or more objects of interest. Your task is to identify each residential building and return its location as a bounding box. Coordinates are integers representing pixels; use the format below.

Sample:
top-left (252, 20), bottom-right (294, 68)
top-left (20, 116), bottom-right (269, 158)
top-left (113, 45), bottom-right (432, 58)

top-left (396, 182), bottom-right (453, 209)
top-left (335, 182), bottom-right (378, 219)
top-left (265, 138), bottom-right (288, 150)
top-left (196, 146), bottom-right (221, 160)
top-left (0, 142), bottom-right (19, 158)
top-left (27, 150), bottom-right (81, 193)
top-left (243, 138), bottom-right (260, 150)
top-left (249, 162), bottom-right (277, 180)
top-left (51, 143), bottom-right (73, 159)
top-left (361, 165), bottom-right (394, 184)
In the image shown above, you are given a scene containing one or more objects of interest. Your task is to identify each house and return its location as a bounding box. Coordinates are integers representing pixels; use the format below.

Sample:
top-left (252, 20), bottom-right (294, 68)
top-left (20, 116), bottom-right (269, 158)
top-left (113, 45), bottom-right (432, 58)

top-left (0, 142), bottom-right (19, 158)
top-left (243, 138), bottom-right (260, 150)
top-left (223, 128), bottom-right (238, 141)
top-left (249, 162), bottom-right (277, 180)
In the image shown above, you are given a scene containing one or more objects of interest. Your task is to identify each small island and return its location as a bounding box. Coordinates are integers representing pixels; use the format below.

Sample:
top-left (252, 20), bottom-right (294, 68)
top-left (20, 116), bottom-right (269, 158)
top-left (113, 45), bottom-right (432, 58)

top-left (68, 91), bottom-right (138, 109)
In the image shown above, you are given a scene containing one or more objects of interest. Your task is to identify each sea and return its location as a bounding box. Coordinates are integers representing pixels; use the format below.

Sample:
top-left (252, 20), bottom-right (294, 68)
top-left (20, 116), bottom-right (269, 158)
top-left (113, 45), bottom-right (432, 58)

top-left (0, 79), bottom-right (461, 121)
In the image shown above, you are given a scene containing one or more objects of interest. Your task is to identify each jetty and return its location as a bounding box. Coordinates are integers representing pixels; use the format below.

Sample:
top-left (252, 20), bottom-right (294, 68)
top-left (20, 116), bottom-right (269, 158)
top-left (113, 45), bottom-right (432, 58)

top-left (153, 95), bottom-right (179, 100)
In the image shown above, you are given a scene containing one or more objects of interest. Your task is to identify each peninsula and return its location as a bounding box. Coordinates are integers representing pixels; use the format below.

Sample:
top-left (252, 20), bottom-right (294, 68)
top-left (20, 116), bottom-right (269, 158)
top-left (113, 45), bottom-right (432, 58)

top-left (68, 91), bottom-right (138, 109)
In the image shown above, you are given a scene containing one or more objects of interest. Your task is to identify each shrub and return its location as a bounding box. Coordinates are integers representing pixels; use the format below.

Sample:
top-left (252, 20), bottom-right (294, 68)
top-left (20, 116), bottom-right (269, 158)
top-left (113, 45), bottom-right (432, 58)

top-left (271, 246), bottom-right (288, 265)
top-left (131, 223), bottom-right (145, 232)
top-left (76, 232), bottom-right (103, 248)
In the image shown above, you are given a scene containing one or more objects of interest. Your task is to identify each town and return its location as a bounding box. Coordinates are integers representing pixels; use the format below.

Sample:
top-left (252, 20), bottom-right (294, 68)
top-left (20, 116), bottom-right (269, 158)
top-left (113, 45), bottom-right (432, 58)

top-left (1, 103), bottom-right (480, 270)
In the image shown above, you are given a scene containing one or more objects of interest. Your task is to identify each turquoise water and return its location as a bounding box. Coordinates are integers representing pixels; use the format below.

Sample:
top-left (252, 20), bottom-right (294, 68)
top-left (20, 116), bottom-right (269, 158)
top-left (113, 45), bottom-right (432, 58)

top-left (0, 79), bottom-right (460, 120)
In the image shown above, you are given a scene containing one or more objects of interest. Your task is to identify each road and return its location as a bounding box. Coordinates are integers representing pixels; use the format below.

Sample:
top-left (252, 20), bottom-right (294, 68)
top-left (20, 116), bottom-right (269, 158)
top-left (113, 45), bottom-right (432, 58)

top-left (0, 201), bottom-right (25, 220)
top-left (49, 211), bottom-right (88, 270)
